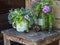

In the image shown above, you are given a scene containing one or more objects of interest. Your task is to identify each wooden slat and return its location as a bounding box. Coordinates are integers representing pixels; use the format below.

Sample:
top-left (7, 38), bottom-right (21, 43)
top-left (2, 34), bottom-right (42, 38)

top-left (7, 0), bottom-right (25, 8)
top-left (0, 13), bottom-right (12, 30)
top-left (54, 19), bottom-right (60, 29)
top-left (0, 0), bottom-right (25, 14)
top-left (53, 1), bottom-right (60, 18)
top-left (0, 13), bottom-right (8, 23)
top-left (0, 23), bottom-right (12, 31)
top-left (25, 0), bottom-right (31, 8)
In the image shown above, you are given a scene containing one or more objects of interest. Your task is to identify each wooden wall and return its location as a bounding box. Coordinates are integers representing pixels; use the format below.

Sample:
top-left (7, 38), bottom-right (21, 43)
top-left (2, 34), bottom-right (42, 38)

top-left (0, 0), bottom-right (25, 37)
top-left (0, 0), bottom-right (25, 14)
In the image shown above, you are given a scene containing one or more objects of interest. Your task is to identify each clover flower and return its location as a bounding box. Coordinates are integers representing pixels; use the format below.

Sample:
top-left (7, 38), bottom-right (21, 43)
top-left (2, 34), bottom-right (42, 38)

top-left (42, 5), bottom-right (51, 13)
top-left (24, 15), bottom-right (29, 20)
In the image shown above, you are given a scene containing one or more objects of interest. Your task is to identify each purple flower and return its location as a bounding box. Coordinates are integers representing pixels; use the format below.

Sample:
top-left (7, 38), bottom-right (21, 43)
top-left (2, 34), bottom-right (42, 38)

top-left (24, 15), bottom-right (29, 19)
top-left (42, 5), bottom-right (51, 13)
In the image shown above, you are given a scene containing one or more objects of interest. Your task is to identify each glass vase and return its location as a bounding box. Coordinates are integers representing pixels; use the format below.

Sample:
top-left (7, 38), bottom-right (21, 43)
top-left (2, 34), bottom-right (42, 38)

top-left (38, 18), bottom-right (45, 31)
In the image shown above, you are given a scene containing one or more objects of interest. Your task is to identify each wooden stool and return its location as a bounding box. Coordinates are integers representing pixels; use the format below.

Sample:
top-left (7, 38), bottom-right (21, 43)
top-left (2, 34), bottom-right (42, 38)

top-left (1, 28), bottom-right (60, 45)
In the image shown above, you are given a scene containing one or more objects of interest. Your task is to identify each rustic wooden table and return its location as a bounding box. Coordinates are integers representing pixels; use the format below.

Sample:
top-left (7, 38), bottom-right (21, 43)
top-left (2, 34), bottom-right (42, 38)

top-left (1, 28), bottom-right (60, 45)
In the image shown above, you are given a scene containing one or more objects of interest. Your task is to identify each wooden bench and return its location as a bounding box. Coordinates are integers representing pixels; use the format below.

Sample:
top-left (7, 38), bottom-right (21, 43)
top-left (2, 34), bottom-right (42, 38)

top-left (1, 28), bottom-right (60, 45)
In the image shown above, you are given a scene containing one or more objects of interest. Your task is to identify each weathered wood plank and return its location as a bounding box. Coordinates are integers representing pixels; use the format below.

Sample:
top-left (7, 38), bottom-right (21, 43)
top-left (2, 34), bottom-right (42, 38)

top-left (3, 34), bottom-right (10, 45)
top-left (5, 34), bottom-right (33, 45)
top-left (1, 28), bottom-right (60, 45)
top-left (25, 0), bottom-right (31, 8)
top-left (26, 43), bottom-right (33, 45)
top-left (59, 40), bottom-right (60, 45)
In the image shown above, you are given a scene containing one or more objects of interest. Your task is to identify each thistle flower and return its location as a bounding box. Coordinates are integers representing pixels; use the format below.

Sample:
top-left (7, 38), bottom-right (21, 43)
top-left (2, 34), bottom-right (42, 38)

top-left (24, 15), bottom-right (29, 19)
top-left (42, 5), bottom-right (51, 13)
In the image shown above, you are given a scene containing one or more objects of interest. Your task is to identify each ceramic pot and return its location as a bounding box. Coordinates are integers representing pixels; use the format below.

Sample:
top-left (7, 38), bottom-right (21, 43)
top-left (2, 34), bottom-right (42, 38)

top-left (12, 20), bottom-right (28, 32)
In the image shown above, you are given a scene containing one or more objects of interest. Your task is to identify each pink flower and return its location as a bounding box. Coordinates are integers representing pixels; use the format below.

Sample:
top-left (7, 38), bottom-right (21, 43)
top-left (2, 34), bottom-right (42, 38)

top-left (42, 5), bottom-right (51, 13)
top-left (24, 15), bottom-right (29, 19)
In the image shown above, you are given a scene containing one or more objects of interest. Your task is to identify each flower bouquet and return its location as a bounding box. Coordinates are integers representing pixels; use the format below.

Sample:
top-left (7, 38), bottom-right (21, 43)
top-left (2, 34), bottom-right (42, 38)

top-left (8, 0), bottom-right (55, 33)
top-left (8, 8), bottom-right (34, 32)
top-left (31, 0), bottom-right (54, 32)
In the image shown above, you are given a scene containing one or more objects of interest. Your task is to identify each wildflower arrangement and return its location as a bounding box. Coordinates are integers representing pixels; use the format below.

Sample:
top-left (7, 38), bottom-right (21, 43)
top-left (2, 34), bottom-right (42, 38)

top-left (31, 0), bottom-right (54, 31)
top-left (8, 0), bottom-right (54, 32)
top-left (8, 8), bottom-right (34, 32)
top-left (34, 0), bottom-right (53, 16)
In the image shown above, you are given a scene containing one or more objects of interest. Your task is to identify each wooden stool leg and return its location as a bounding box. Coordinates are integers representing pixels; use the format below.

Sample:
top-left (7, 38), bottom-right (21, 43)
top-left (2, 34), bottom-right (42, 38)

top-left (59, 40), bottom-right (60, 45)
top-left (3, 34), bottom-right (10, 45)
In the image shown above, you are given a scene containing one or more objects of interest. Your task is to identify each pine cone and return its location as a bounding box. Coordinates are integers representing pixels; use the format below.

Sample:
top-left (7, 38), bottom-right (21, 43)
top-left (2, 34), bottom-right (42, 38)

top-left (33, 25), bottom-right (41, 32)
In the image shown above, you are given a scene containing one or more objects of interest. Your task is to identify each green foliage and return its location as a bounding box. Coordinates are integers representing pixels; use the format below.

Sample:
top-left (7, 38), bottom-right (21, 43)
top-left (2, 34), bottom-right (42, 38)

top-left (8, 8), bottom-right (24, 27)
top-left (31, 0), bottom-right (54, 31)
top-left (8, 8), bottom-right (34, 27)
